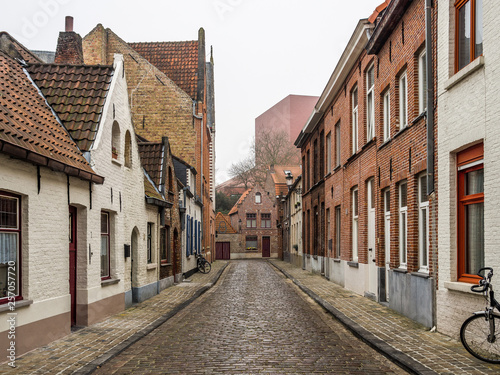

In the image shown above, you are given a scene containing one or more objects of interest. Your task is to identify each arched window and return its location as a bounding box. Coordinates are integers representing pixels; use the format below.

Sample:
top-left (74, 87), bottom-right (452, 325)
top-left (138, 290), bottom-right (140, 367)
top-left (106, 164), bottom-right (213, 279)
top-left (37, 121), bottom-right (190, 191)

top-left (255, 192), bottom-right (261, 204)
top-left (124, 130), bottom-right (132, 168)
top-left (111, 121), bottom-right (120, 160)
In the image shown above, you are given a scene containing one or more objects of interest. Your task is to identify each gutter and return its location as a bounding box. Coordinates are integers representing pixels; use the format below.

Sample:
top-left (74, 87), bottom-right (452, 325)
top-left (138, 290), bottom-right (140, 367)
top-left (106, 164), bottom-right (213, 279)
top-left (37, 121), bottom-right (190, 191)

top-left (426, 0), bottom-right (434, 194)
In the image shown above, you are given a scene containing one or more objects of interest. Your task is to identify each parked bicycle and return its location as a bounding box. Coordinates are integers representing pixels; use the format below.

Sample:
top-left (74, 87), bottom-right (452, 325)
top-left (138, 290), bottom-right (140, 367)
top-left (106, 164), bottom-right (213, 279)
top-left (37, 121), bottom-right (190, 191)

top-left (460, 267), bottom-right (500, 363)
top-left (196, 253), bottom-right (211, 274)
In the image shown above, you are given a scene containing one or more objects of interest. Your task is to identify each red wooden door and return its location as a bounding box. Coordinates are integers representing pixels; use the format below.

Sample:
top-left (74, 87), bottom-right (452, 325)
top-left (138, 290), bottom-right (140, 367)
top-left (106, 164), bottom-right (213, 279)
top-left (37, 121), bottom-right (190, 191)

top-left (69, 206), bottom-right (77, 326)
top-left (223, 242), bottom-right (230, 260)
top-left (262, 237), bottom-right (270, 258)
top-left (216, 242), bottom-right (223, 260)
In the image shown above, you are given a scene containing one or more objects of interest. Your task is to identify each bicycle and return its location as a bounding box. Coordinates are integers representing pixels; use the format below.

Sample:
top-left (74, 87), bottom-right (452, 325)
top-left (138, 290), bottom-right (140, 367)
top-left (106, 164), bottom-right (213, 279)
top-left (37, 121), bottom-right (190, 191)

top-left (460, 267), bottom-right (500, 363)
top-left (195, 253), bottom-right (211, 274)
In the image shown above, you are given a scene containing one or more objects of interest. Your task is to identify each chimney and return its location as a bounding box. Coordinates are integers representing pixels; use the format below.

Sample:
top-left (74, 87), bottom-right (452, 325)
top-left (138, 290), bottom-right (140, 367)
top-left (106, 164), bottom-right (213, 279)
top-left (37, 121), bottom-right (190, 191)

top-left (54, 16), bottom-right (84, 65)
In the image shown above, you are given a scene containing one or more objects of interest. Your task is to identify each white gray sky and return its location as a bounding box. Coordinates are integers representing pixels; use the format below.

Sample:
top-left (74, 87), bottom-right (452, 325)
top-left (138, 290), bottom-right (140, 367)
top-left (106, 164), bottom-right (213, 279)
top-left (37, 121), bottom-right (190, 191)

top-left (1, 0), bottom-right (382, 185)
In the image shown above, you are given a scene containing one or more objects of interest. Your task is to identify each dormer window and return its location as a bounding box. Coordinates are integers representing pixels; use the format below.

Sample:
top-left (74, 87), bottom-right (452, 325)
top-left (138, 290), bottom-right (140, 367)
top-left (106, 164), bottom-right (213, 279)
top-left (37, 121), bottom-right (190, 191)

top-left (255, 192), bottom-right (262, 204)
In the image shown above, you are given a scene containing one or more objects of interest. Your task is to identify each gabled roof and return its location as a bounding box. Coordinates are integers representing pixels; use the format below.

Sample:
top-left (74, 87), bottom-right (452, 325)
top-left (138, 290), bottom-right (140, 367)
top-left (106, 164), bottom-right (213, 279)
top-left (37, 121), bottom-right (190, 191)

top-left (129, 41), bottom-right (199, 99)
top-left (26, 63), bottom-right (114, 152)
top-left (137, 141), bottom-right (163, 187)
top-left (228, 188), bottom-right (252, 216)
top-left (0, 32), bottom-right (43, 64)
top-left (0, 51), bottom-right (102, 183)
top-left (215, 212), bottom-right (237, 234)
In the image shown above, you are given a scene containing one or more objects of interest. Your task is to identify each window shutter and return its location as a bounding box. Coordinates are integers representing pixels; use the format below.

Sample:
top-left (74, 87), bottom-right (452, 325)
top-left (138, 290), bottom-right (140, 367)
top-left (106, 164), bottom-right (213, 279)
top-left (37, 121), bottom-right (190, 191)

top-left (186, 215), bottom-right (190, 257)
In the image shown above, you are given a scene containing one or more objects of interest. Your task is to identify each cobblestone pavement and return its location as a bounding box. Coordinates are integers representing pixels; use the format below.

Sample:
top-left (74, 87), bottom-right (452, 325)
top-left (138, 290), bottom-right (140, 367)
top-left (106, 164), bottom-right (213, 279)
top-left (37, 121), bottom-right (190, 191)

top-left (269, 260), bottom-right (500, 375)
top-left (94, 260), bottom-right (406, 375)
top-left (0, 261), bottom-right (228, 375)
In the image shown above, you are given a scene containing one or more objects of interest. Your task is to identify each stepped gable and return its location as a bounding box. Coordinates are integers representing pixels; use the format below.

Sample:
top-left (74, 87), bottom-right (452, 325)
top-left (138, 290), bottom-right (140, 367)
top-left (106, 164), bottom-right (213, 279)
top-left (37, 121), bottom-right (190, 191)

top-left (0, 51), bottom-right (102, 183)
top-left (26, 63), bottom-right (114, 152)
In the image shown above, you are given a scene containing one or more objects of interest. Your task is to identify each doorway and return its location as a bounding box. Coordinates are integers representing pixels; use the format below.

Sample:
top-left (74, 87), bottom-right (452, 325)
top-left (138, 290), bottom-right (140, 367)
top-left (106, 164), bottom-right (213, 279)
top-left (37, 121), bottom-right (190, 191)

top-left (69, 206), bottom-right (77, 326)
top-left (216, 242), bottom-right (231, 260)
top-left (367, 179), bottom-right (377, 297)
top-left (262, 236), bottom-right (270, 258)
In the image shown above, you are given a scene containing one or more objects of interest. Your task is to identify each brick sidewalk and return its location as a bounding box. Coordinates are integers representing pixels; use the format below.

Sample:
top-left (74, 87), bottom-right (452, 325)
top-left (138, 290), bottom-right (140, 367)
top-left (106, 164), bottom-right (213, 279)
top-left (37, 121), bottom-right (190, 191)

top-left (269, 260), bottom-right (500, 375)
top-left (1, 261), bottom-right (228, 375)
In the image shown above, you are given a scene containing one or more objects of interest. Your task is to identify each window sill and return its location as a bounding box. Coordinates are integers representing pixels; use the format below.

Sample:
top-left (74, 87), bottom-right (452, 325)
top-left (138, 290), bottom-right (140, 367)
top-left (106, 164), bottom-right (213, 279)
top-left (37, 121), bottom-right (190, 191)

top-left (393, 268), bottom-right (408, 274)
top-left (411, 271), bottom-right (430, 279)
top-left (147, 263), bottom-right (157, 270)
top-left (161, 263), bottom-right (172, 267)
top-left (445, 55), bottom-right (485, 91)
top-left (347, 261), bottom-right (359, 268)
top-left (101, 278), bottom-right (120, 287)
top-left (393, 124), bottom-right (411, 140)
top-left (444, 281), bottom-right (478, 294)
top-left (0, 299), bottom-right (33, 313)
top-left (378, 138), bottom-right (392, 151)
top-left (333, 258), bottom-right (341, 263)
top-left (111, 159), bottom-right (122, 167)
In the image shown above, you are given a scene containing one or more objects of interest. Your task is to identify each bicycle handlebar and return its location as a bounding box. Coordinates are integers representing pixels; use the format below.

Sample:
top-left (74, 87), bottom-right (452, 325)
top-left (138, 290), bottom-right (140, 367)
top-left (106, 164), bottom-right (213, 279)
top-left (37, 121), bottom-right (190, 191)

top-left (470, 267), bottom-right (494, 293)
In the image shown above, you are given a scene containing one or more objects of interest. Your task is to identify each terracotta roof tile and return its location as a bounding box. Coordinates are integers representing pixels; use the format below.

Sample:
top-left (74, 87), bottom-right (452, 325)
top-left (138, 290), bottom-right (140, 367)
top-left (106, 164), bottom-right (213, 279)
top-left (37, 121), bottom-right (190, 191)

top-left (137, 141), bottom-right (163, 187)
top-left (26, 63), bottom-right (114, 151)
top-left (0, 32), bottom-right (43, 64)
top-left (0, 51), bottom-right (102, 183)
top-left (228, 188), bottom-right (252, 216)
top-left (144, 173), bottom-right (164, 201)
top-left (129, 41), bottom-right (199, 99)
top-left (270, 165), bottom-right (302, 196)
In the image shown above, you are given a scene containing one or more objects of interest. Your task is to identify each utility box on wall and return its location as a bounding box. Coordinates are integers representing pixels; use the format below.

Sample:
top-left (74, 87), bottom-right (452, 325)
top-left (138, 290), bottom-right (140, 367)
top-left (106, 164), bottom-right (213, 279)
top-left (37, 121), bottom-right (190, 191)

top-left (124, 244), bottom-right (131, 258)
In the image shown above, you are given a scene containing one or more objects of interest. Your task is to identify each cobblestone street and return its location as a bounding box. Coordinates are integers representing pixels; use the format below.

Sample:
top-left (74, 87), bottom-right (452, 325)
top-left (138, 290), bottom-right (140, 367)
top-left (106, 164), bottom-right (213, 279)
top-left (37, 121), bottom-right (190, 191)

top-left (95, 260), bottom-right (405, 374)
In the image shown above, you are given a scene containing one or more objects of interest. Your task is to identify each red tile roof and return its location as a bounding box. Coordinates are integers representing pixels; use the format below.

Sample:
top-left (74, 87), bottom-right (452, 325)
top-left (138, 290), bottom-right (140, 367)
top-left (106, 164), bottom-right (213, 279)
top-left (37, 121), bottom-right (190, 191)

top-left (26, 63), bottom-right (114, 152)
top-left (137, 141), bottom-right (163, 187)
top-left (128, 41), bottom-right (199, 99)
top-left (215, 212), bottom-right (237, 234)
top-left (368, 0), bottom-right (391, 24)
top-left (0, 51), bottom-right (102, 183)
top-left (270, 165), bottom-right (302, 196)
top-left (228, 188), bottom-right (251, 216)
top-left (0, 32), bottom-right (43, 64)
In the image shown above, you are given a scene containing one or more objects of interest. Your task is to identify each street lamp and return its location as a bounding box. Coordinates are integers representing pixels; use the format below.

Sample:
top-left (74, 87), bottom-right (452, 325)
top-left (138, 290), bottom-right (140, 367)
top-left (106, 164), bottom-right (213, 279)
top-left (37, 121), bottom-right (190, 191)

top-left (286, 172), bottom-right (293, 191)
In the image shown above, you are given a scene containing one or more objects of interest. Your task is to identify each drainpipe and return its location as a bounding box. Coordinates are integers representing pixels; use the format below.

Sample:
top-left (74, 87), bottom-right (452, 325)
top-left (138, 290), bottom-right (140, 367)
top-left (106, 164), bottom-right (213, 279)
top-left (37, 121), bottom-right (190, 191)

top-left (193, 101), bottom-right (204, 254)
top-left (426, 0), bottom-right (434, 195)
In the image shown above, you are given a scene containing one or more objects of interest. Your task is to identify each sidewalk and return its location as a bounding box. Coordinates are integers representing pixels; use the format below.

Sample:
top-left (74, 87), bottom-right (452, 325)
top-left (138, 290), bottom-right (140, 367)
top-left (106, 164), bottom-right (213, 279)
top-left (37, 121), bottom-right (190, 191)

top-left (269, 259), bottom-right (499, 375)
top-left (2, 261), bottom-right (228, 375)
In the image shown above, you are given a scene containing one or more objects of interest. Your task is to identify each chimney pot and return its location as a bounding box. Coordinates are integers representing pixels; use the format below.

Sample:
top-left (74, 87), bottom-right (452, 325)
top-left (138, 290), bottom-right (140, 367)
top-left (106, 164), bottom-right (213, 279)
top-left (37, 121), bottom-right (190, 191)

top-left (65, 16), bottom-right (74, 32)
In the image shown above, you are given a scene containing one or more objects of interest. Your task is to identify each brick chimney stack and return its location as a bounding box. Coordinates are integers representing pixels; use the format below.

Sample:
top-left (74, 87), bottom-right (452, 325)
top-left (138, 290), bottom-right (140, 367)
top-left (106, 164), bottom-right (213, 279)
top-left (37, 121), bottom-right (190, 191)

top-left (54, 16), bottom-right (84, 65)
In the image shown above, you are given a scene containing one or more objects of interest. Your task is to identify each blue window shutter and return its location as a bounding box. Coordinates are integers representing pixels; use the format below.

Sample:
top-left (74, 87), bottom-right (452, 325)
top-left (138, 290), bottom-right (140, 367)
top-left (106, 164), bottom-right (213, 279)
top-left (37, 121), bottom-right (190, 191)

top-left (195, 221), bottom-right (198, 252)
top-left (186, 215), bottom-right (190, 257)
top-left (198, 224), bottom-right (201, 254)
top-left (190, 218), bottom-right (194, 255)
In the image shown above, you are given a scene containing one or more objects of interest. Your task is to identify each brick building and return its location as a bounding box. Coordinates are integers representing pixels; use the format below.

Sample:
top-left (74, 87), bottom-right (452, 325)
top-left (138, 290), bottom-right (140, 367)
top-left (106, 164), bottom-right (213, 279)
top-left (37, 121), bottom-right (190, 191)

top-left (82, 24), bottom-right (216, 262)
top-left (295, 0), bottom-right (438, 328)
top-left (228, 184), bottom-right (279, 259)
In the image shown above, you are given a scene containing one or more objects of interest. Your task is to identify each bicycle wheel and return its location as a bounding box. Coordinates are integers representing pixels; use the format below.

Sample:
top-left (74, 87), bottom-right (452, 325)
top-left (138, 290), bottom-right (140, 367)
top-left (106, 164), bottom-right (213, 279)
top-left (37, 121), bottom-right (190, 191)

top-left (200, 260), bottom-right (211, 274)
top-left (460, 313), bottom-right (500, 363)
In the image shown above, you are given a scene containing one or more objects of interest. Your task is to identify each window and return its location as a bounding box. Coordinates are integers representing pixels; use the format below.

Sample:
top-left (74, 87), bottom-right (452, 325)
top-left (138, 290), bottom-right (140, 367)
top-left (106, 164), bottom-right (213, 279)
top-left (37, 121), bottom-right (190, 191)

top-left (167, 226), bottom-right (171, 263)
top-left (326, 208), bottom-right (331, 255)
top-left (383, 90), bottom-right (390, 142)
top-left (326, 132), bottom-right (332, 173)
top-left (320, 131), bottom-right (325, 178)
top-left (147, 222), bottom-right (153, 264)
top-left (418, 51), bottom-right (427, 114)
top-left (261, 213), bottom-right (271, 228)
top-left (306, 150), bottom-right (310, 190)
top-left (399, 71), bottom-right (408, 129)
top-left (255, 192), bottom-right (262, 204)
top-left (335, 122), bottom-right (341, 168)
top-left (246, 236), bottom-right (257, 250)
top-left (246, 213), bottom-right (256, 228)
top-left (352, 87), bottom-right (358, 154)
top-left (101, 212), bottom-right (110, 279)
top-left (334, 206), bottom-right (341, 258)
top-left (313, 139), bottom-right (318, 184)
top-left (160, 227), bottom-right (167, 263)
top-left (111, 121), bottom-right (120, 160)
top-left (124, 130), bottom-right (132, 168)
top-left (384, 189), bottom-right (391, 266)
top-left (0, 192), bottom-right (21, 302)
top-left (456, 0), bottom-right (483, 72)
top-left (418, 173), bottom-right (429, 272)
top-left (399, 182), bottom-right (408, 268)
top-left (458, 143), bottom-right (484, 283)
top-left (168, 166), bottom-right (173, 192)
top-left (366, 65), bottom-right (375, 141)
top-left (352, 188), bottom-right (359, 262)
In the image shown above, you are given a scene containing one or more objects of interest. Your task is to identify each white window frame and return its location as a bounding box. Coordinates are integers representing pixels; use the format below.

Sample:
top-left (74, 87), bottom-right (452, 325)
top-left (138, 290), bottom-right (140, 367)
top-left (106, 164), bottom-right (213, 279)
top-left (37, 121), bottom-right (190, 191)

top-left (418, 173), bottom-right (429, 273)
top-left (255, 192), bottom-right (261, 204)
top-left (335, 122), bottom-right (341, 168)
top-left (384, 188), bottom-right (391, 266)
top-left (366, 65), bottom-right (375, 141)
top-left (419, 50), bottom-right (427, 115)
top-left (335, 205), bottom-right (341, 259)
top-left (326, 132), bottom-right (332, 173)
top-left (383, 90), bottom-right (390, 142)
top-left (399, 182), bottom-right (408, 268)
top-left (399, 71), bottom-right (408, 129)
top-left (352, 188), bottom-right (359, 262)
top-left (352, 87), bottom-right (358, 154)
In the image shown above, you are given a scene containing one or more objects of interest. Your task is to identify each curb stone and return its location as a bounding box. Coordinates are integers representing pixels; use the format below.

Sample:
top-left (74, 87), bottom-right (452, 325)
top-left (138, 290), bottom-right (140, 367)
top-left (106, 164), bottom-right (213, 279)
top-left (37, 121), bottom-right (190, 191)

top-left (269, 261), bottom-right (437, 375)
top-left (75, 262), bottom-right (229, 375)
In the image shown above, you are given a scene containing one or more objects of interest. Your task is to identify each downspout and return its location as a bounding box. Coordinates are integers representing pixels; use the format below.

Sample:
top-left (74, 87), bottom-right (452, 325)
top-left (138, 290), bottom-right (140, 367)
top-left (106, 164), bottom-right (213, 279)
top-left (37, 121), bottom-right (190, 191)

top-left (426, 0), bottom-right (435, 195)
top-left (193, 101), bottom-right (204, 253)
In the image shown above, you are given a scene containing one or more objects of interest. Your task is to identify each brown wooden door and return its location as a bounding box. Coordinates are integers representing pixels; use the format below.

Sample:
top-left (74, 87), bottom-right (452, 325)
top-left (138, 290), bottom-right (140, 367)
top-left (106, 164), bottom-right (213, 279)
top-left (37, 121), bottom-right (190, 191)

top-left (69, 206), bottom-right (77, 326)
top-left (216, 242), bottom-right (223, 260)
top-left (216, 242), bottom-right (231, 260)
top-left (262, 236), bottom-right (270, 258)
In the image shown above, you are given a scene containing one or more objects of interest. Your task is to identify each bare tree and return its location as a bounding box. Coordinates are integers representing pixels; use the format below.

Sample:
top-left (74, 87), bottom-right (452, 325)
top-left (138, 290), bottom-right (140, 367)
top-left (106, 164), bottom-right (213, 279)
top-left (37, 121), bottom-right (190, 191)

top-left (227, 155), bottom-right (255, 190)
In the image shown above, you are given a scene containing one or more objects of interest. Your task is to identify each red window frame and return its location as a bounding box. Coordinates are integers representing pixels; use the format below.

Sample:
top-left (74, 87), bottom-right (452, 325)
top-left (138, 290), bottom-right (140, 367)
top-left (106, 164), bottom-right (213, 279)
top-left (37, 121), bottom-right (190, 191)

top-left (457, 143), bottom-right (484, 284)
top-left (101, 212), bottom-right (111, 280)
top-left (246, 213), bottom-right (256, 228)
top-left (261, 213), bottom-right (271, 228)
top-left (455, 0), bottom-right (482, 72)
top-left (0, 191), bottom-right (22, 304)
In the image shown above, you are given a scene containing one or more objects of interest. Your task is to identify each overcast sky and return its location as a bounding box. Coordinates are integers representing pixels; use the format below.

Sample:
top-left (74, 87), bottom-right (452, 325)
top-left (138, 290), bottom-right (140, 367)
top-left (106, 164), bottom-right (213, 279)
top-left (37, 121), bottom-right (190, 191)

top-left (1, 0), bottom-right (382, 185)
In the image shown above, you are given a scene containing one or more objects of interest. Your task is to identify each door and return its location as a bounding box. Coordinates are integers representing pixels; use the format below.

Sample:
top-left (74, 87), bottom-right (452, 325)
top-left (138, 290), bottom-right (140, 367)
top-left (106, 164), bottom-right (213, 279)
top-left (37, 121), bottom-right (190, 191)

top-left (384, 189), bottom-right (391, 302)
top-left (367, 179), bottom-right (377, 297)
top-left (131, 228), bottom-right (139, 303)
top-left (216, 242), bottom-right (231, 260)
top-left (216, 242), bottom-right (223, 260)
top-left (262, 236), bottom-right (270, 258)
top-left (69, 206), bottom-right (77, 326)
